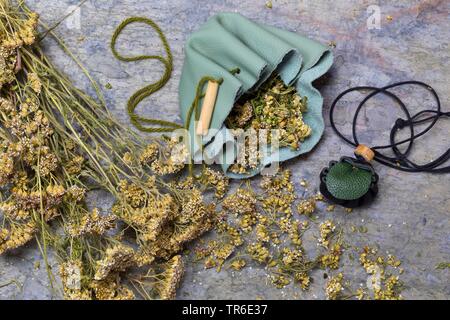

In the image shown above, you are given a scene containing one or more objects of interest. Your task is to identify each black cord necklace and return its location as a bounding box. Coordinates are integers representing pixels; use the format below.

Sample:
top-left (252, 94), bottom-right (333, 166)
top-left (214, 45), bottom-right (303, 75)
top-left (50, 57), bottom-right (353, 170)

top-left (320, 80), bottom-right (450, 208)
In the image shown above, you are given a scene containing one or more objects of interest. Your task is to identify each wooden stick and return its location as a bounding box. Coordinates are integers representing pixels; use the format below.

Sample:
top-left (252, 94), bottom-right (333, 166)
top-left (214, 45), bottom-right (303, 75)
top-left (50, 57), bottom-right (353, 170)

top-left (196, 80), bottom-right (219, 136)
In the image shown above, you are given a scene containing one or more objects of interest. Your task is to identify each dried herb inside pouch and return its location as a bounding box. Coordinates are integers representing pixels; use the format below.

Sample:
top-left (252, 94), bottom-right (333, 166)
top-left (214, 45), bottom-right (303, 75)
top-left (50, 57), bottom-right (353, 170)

top-left (226, 74), bottom-right (312, 173)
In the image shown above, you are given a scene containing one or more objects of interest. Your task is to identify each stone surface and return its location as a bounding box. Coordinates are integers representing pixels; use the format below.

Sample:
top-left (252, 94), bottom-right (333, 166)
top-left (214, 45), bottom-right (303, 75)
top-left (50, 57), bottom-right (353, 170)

top-left (1, 0), bottom-right (449, 300)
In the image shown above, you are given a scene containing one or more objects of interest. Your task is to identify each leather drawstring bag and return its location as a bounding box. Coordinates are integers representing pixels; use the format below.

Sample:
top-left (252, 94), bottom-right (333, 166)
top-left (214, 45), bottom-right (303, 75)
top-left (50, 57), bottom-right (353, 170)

top-left (179, 13), bottom-right (333, 178)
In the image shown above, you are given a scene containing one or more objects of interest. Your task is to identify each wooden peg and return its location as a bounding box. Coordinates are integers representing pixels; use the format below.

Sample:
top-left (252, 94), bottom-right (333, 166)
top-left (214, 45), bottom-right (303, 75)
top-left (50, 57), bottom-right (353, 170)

top-left (354, 144), bottom-right (375, 162)
top-left (196, 80), bottom-right (219, 136)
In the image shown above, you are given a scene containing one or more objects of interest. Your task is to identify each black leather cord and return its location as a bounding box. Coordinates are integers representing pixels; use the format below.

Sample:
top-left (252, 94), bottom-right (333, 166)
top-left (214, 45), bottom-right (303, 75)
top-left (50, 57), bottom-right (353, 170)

top-left (329, 81), bottom-right (450, 173)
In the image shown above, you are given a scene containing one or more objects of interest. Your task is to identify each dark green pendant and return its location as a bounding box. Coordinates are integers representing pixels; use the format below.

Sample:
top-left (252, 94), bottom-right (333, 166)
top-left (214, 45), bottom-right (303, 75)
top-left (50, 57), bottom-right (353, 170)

top-left (320, 156), bottom-right (379, 208)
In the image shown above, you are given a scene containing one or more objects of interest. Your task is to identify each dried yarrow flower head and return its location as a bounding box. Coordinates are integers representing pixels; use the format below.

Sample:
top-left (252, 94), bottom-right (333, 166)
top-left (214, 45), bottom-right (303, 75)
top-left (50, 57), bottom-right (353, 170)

top-left (62, 288), bottom-right (92, 301)
top-left (230, 259), bottom-right (246, 271)
top-left (65, 156), bottom-right (84, 175)
top-left (130, 194), bottom-right (178, 243)
top-left (157, 255), bottom-right (185, 300)
top-left (171, 189), bottom-right (216, 246)
top-left (1, 195), bottom-right (38, 223)
top-left (2, 181), bottom-right (62, 220)
top-left (37, 148), bottom-right (59, 177)
top-left (0, 151), bottom-right (15, 186)
top-left (67, 208), bottom-right (117, 237)
top-left (255, 223), bottom-right (270, 243)
top-left (133, 249), bottom-right (156, 267)
top-left (222, 187), bottom-right (258, 232)
top-left (222, 187), bottom-right (257, 215)
top-left (297, 197), bottom-right (317, 216)
top-left (270, 274), bottom-right (291, 289)
top-left (94, 244), bottom-right (135, 281)
top-left (325, 273), bottom-right (345, 300)
top-left (118, 179), bottom-right (148, 208)
top-left (114, 184), bottom-right (214, 266)
top-left (0, 96), bottom-right (15, 113)
top-left (0, 221), bottom-right (37, 254)
top-left (150, 137), bottom-right (189, 175)
top-left (294, 272), bottom-right (311, 291)
top-left (260, 169), bottom-right (296, 216)
top-left (318, 220), bottom-right (336, 248)
top-left (66, 185), bottom-right (87, 202)
top-left (208, 242), bottom-right (235, 271)
top-left (139, 143), bottom-right (159, 165)
top-left (3, 98), bottom-right (54, 153)
top-left (90, 275), bottom-right (135, 300)
top-left (279, 247), bottom-right (304, 268)
top-left (320, 243), bottom-right (343, 270)
top-left (0, 46), bottom-right (17, 88)
top-left (46, 184), bottom-right (66, 207)
top-left (130, 254), bottom-right (185, 300)
top-left (27, 72), bottom-right (42, 94)
top-left (260, 168), bottom-right (294, 193)
top-left (59, 259), bottom-right (85, 299)
top-left (2, 11), bottom-right (39, 47)
top-left (247, 242), bottom-right (270, 264)
top-left (177, 188), bottom-right (208, 223)
top-left (173, 175), bottom-right (195, 191)
top-left (216, 221), bottom-right (243, 247)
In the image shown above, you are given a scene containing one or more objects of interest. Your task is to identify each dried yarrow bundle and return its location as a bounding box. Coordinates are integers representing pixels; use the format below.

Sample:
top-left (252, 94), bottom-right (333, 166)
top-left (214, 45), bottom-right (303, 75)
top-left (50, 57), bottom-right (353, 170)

top-left (66, 208), bottom-right (117, 238)
top-left (325, 273), bottom-right (345, 300)
top-left (0, 1), bottom-right (220, 300)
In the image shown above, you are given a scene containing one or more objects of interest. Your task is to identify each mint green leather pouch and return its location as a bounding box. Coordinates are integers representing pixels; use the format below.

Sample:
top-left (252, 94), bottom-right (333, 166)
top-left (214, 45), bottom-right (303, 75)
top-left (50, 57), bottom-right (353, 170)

top-left (179, 13), bottom-right (333, 178)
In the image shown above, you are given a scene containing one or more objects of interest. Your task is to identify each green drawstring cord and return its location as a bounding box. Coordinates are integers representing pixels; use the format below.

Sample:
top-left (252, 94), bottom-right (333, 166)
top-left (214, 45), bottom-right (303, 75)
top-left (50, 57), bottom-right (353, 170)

top-left (111, 17), bottom-right (182, 132)
top-left (111, 17), bottom-right (239, 175)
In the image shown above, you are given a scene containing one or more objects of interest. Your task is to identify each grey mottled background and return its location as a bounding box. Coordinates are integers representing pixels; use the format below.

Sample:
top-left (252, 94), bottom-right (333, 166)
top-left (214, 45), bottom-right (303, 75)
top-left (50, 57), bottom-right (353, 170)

top-left (1, 0), bottom-right (449, 300)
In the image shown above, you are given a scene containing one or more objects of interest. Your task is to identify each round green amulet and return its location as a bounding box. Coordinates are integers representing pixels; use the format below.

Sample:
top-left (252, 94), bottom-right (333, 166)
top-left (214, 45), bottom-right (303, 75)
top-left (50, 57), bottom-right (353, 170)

top-left (325, 161), bottom-right (373, 201)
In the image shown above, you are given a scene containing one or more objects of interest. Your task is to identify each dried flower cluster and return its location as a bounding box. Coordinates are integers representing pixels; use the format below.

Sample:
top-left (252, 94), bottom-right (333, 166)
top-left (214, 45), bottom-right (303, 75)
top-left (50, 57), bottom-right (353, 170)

top-left (94, 244), bottom-right (136, 280)
top-left (297, 197), bottom-right (317, 216)
top-left (358, 247), bottom-right (403, 300)
top-left (198, 167), bottom-right (230, 199)
top-left (147, 137), bottom-right (189, 176)
top-left (325, 273), bottom-right (345, 300)
top-left (318, 220), bottom-right (336, 248)
top-left (67, 208), bottom-right (116, 237)
top-left (59, 258), bottom-right (134, 300)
